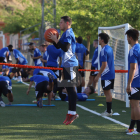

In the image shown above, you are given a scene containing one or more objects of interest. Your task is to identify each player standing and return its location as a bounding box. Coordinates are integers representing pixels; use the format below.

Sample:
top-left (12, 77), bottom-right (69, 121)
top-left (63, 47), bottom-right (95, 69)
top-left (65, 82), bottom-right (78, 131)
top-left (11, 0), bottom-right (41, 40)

top-left (48, 16), bottom-right (79, 125)
top-left (87, 39), bottom-right (99, 90)
top-left (94, 33), bottom-right (115, 116)
top-left (125, 29), bottom-right (140, 135)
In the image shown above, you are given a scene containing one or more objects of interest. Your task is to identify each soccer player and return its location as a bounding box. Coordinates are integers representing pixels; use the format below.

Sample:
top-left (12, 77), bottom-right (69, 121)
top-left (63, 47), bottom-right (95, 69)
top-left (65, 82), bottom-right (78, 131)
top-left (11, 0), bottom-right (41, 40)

top-left (48, 16), bottom-right (79, 125)
top-left (0, 46), bottom-right (9, 71)
top-left (8, 45), bottom-right (28, 82)
top-left (26, 75), bottom-right (54, 107)
top-left (28, 42), bottom-right (43, 66)
top-left (0, 76), bottom-right (13, 107)
top-left (40, 43), bottom-right (49, 67)
top-left (75, 36), bottom-right (89, 93)
top-left (87, 39), bottom-right (99, 90)
top-left (94, 33), bottom-right (115, 116)
top-left (125, 29), bottom-right (140, 135)
top-left (58, 86), bottom-right (94, 101)
top-left (46, 44), bottom-right (62, 79)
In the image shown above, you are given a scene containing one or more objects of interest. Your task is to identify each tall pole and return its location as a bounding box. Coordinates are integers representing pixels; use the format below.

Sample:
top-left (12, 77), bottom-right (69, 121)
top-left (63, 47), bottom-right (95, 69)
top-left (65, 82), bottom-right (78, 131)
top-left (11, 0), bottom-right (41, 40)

top-left (53, 0), bottom-right (56, 29)
top-left (40, 0), bottom-right (45, 45)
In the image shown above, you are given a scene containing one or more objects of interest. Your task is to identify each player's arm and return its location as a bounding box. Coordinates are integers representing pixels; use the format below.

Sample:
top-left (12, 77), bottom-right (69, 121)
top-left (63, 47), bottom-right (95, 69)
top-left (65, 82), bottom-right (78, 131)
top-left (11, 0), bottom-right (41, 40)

top-left (31, 55), bottom-right (42, 60)
top-left (6, 51), bottom-right (9, 60)
top-left (26, 81), bottom-right (34, 95)
top-left (59, 57), bottom-right (62, 67)
top-left (126, 63), bottom-right (136, 93)
top-left (53, 42), bottom-right (70, 52)
top-left (15, 58), bottom-right (19, 64)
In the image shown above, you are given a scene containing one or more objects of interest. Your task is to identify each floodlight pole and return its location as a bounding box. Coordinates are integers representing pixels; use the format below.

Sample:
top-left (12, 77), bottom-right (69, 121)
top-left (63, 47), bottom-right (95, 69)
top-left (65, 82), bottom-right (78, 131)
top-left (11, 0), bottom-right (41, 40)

top-left (40, 0), bottom-right (45, 45)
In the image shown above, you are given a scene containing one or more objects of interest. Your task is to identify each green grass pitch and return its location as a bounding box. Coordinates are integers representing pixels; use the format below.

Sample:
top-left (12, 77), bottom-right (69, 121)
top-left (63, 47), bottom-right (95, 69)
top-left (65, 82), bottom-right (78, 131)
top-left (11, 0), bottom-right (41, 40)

top-left (0, 80), bottom-right (139, 140)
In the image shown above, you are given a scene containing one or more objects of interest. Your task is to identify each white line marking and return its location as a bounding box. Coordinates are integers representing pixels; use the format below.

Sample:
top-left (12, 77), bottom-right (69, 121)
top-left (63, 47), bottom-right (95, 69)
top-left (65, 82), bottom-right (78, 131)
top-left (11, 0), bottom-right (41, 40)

top-left (76, 104), bottom-right (129, 128)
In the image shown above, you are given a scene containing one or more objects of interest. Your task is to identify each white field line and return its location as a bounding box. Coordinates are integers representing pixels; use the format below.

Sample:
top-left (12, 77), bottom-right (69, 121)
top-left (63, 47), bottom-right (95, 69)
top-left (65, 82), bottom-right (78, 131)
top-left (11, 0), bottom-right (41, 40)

top-left (21, 81), bottom-right (129, 128)
top-left (76, 104), bottom-right (129, 128)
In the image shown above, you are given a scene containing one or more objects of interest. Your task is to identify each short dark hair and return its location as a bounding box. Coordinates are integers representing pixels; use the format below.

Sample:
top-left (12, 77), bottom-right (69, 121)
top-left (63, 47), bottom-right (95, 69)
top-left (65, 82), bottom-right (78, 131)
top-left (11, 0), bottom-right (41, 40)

top-left (61, 16), bottom-right (72, 25)
top-left (88, 86), bottom-right (95, 95)
top-left (27, 68), bottom-right (34, 72)
top-left (125, 29), bottom-right (139, 41)
top-left (98, 33), bottom-right (110, 44)
top-left (28, 42), bottom-right (34, 46)
top-left (77, 36), bottom-right (83, 44)
top-left (93, 39), bottom-right (98, 44)
top-left (7, 44), bottom-right (13, 49)
top-left (41, 44), bottom-right (47, 47)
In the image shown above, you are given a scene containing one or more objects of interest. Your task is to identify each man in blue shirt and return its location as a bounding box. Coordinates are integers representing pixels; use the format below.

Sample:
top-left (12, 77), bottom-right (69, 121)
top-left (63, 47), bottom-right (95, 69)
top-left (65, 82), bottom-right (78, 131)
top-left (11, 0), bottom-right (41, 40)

top-left (0, 46), bottom-right (9, 71)
top-left (75, 36), bottom-right (89, 93)
top-left (26, 75), bottom-right (54, 107)
top-left (28, 42), bottom-right (43, 66)
top-left (87, 39), bottom-right (99, 89)
top-left (46, 44), bottom-right (62, 79)
top-left (48, 16), bottom-right (79, 125)
top-left (0, 76), bottom-right (13, 107)
top-left (94, 33), bottom-right (115, 117)
top-left (125, 29), bottom-right (140, 135)
top-left (40, 43), bottom-right (49, 67)
top-left (8, 45), bottom-right (28, 83)
top-left (58, 86), bottom-right (94, 101)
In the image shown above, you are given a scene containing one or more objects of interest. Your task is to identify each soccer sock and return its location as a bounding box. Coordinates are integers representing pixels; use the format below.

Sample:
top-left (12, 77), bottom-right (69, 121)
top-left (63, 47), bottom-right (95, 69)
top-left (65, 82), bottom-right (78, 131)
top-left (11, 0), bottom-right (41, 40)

top-left (106, 102), bottom-right (112, 113)
top-left (66, 86), bottom-right (77, 111)
top-left (18, 76), bottom-right (22, 82)
top-left (129, 119), bottom-right (136, 129)
top-left (68, 110), bottom-right (76, 115)
top-left (81, 87), bottom-right (85, 93)
top-left (136, 120), bottom-right (140, 132)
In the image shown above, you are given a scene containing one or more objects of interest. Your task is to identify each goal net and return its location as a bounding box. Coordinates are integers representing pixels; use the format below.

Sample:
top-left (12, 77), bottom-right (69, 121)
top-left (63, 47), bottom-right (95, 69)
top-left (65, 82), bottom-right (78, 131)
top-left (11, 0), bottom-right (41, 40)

top-left (98, 23), bottom-right (130, 107)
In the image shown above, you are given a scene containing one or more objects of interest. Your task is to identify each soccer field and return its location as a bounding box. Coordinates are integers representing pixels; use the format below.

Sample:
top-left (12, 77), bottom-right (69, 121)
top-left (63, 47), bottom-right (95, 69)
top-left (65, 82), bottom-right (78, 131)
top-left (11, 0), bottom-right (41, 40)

top-left (0, 81), bottom-right (139, 140)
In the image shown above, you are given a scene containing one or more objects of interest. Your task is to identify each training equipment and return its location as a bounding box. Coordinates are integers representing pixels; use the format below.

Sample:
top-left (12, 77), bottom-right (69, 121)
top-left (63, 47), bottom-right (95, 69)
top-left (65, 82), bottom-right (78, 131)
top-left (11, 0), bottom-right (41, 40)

top-left (44, 28), bottom-right (59, 43)
top-left (6, 104), bottom-right (55, 107)
top-left (42, 98), bottom-right (95, 101)
top-left (98, 104), bottom-right (104, 106)
top-left (98, 23), bottom-right (138, 107)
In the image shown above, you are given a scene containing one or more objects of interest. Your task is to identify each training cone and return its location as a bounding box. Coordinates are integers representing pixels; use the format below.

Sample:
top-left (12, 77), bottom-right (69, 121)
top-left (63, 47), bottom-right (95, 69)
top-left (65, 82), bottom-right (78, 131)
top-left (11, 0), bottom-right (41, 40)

top-left (98, 104), bottom-right (104, 106)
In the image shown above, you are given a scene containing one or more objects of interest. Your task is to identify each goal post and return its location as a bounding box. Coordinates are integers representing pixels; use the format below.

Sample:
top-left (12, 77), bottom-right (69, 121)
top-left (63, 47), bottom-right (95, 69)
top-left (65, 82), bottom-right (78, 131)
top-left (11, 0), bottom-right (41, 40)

top-left (98, 23), bottom-right (130, 107)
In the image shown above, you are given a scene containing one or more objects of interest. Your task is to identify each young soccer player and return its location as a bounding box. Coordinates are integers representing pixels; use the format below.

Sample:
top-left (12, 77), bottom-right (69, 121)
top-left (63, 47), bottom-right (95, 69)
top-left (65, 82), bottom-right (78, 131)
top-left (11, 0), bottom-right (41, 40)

top-left (58, 86), bottom-right (94, 101)
top-left (0, 76), bottom-right (13, 107)
top-left (94, 33), bottom-right (115, 116)
top-left (28, 42), bottom-right (43, 66)
top-left (48, 16), bottom-right (79, 125)
top-left (75, 36), bottom-right (89, 93)
top-left (125, 29), bottom-right (140, 135)
top-left (26, 75), bottom-right (54, 107)
top-left (8, 45), bottom-right (28, 82)
top-left (87, 39), bottom-right (99, 89)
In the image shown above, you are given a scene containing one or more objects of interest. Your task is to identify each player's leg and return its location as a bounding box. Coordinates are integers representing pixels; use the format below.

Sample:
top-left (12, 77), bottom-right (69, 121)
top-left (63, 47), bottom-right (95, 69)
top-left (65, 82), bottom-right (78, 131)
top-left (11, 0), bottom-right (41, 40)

top-left (81, 71), bottom-right (85, 93)
top-left (0, 57), bottom-right (5, 72)
top-left (101, 79), bottom-right (114, 116)
top-left (16, 68), bottom-right (22, 82)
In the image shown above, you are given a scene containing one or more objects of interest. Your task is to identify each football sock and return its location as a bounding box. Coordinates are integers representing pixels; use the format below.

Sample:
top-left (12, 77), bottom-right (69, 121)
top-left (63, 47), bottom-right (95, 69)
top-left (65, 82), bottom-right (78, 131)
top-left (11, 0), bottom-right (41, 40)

top-left (129, 119), bottom-right (136, 129)
top-left (136, 120), bottom-right (140, 132)
top-left (81, 87), bottom-right (85, 93)
top-left (106, 102), bottom-right (112, 113)
top-left (66, 87), bottom-right (77, 111)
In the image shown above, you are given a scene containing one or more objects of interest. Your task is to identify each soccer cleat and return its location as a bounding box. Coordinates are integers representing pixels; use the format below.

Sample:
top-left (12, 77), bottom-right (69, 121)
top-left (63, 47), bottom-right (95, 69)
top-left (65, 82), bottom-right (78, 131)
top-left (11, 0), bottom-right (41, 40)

top-left (0, 101), bottom-right (5, 107)
top-left (65, 114), bottom-right (79, 125)
top-left (125, 128), bottom-right (134, 133)
top-left (126, 130), bottom-right (140, 135)
top-left (37, 98), bottom-right (43, 108)
top-left (101, 110), bottom-right (113, 117)
top-left (63, 114), bottom-right (70, 124)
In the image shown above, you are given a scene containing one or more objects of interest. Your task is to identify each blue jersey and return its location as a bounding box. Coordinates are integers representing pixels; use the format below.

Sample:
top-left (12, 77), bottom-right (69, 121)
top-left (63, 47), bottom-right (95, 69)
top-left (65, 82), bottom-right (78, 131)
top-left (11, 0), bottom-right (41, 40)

top-left (100, 45), bottom-right (115, 80)
top-left (33, 68), bottom-right (57, 79)
top-left (128, 43), bottom-right (140, 88)
top-left (0, 47), bottom-right (9, 58)
top-left (75, 43), bottom-right (87, 67)
top-left (2, 65), bottom-right (9, 69)
top-left (0, 76), bottom-right (12, 89)
top-left (43, 50), bottom-right (48, 67)
top-left (64, 93), bottom-right (88, 101)
top-left (34, 48), bottom-right (42, 66)
top-left (92, 47), bottom-right (98, 68)
top-left (59, 28), bottom-right (78, 67)
top-left (13, 49), bottom-right (28, 65)
top-left (30, 75), bottom-right (49, 87)
top-left (46, 45), bottom-right (62, 67)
